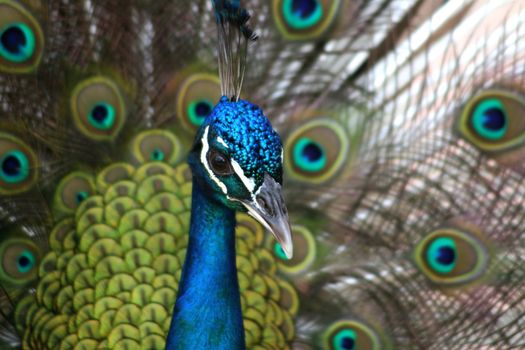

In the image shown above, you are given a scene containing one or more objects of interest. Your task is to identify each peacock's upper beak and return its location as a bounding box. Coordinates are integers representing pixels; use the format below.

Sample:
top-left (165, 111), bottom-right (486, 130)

top-left (241, 173), bottom-right (293, 259)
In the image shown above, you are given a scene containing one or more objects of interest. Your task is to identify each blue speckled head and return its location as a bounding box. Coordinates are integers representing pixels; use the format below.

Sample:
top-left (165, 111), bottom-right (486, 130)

top-left (197, 96), bottom-right (283, 188)
top-left (188, 96), bottom-right (292, 258)
top-left (207, 96), bottom-right (282, 183)
top-left (188, 95), bottom-right (283, 207)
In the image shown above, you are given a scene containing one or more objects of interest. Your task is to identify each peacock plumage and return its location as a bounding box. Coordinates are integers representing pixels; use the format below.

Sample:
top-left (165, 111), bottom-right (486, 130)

top-left (0, 0), bottom-right (524, 349)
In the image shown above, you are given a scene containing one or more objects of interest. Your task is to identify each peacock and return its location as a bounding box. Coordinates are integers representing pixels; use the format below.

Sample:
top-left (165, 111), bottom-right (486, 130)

top-left (0, 0), bottom-right (524, 349)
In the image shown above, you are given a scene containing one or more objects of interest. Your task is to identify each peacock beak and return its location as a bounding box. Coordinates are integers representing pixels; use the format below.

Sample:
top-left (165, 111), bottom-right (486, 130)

top-left (240, 173), bottom-right (293, 259)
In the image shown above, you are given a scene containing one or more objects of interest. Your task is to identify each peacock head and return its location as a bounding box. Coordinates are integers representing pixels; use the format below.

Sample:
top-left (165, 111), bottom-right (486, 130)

top-left (188, 96), bottom-right (292, 258)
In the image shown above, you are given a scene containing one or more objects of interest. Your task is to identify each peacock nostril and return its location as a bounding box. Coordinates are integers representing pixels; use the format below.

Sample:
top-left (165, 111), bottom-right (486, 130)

top-left (257, 196), bottom-right (274, 217)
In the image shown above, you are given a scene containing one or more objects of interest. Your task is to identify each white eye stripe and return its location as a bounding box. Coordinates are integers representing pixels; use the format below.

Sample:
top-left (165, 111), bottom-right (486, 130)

top-left (217, 136), bottom-right (229, 148)
top-left (200, 126), bottom-right (228, 194)
top-left (200, 129), bottom-right (259, 199)
top-left (231, 159), bottom-right (256, 193)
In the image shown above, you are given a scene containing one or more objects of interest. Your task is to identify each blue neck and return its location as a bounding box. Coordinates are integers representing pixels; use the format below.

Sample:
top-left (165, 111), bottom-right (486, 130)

top-left (166, 180), bottom-right (245, 350)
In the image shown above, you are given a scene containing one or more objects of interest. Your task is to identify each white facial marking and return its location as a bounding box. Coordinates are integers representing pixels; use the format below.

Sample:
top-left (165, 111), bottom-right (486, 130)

top-left (200, 126), bottom-right (228, 194)
top-left (217, 136), bottom-right (229, 148)
top-left (231, 159), bottom-right (256, 194)
top-left (281, 147), bottom-right (284, 165)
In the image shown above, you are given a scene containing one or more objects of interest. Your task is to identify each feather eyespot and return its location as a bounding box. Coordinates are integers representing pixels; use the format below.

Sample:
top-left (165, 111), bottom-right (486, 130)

top-left (293, 137), bottom-right (326, 172)
top-left (457, 89), bottom-right (525, 162)
top-left (0, 150), bottom-right (29, 183)
top-left (176, 73), bottom-right (220, 130)
top-left (71, 76), bottom-right (126, 141)
top-left (188, 99), bottom-right (214, 127)
top-left (285, 119), bottom-right (348, 183)
top-left (0, 133), bottom-right (38, 194)
top-left (87, 102), bottom-right (116, 131)
top-left (0, 1), bottom-right (44, 73)
top-left (323, 320), bottom-right (382, 350)
top-left (0, 23), bottom-right (35, 62)
top-left (270, 225), bottom-right (316, 274)
top-left (0, 238), bottom-right (40, 285)
top-left (413, 228), bottom-right (490, 286)
top-left (273, 0), bottom-right (341, 40)
top-left (131, 130), bottom-right (183, 166)
top-left (53, 172), bottom-right (95, 216)
top-left (208, 149), bottom-right (234, 176)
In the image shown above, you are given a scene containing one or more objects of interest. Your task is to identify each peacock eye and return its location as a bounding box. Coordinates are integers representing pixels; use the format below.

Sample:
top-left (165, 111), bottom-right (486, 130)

top-left (176, 73), bottom-right (221, 131)
top-left (53, 171), bottom-right (95, 217)
top-left (0, 1), bottom-right (44, 73)
top-left (188, 99), bottom-right (214, 127)
top-left (273, 0), bottom-right (341, 40)
top-left (0, 23), bottom-right (35, 63)
top-left (16, 250), bottom-right (35, 273)
top-left (457, 89), bottom-right (525, 155)
top-left (285, 119), bottom-right (348, 184)
top-left (208, 149), bottom-right (233, 175)
top-left (131, 129), bottom-right (183, 165)
top-left (88, 102), bottom-right (116, 130)
top-left (71, 76), bottom-right (126, 141)
top-left (323, 320), bottom-right (382, 350)
top-left (0, 133), bottom-right (38, 194)
top-left (0, 150), bottom-right (29, 183)
top-left (425, 237), bottom-right (457, 274)
top-left (293, 137), bottom-right (327, 172)
top-left (0, 238), bottom-right (40, 285)
top-left (413, 228), bottom-right (490, 286)
top-left (282, 0), bottom-right (323, 30)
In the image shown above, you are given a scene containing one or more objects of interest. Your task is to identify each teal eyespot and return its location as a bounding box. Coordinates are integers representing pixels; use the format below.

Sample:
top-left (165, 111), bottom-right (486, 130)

top-left (88, 102), bottom-right (116, 130)
top-left (0, 150), bottom-right (30, 184)
top-left (457, 89), bottom-right (525, 158)
top-left (471, 98), bottom-right (507, 140)
top-left (188, 99), bottom-right (213, 127)
top-left (16, 249), bottom-right (35, 274)
top-left (150, 148), bottom-right (165, 161)
top-left (274, 242), bottom-right (289, 260)
top-left (0, 22), bottom-right (35, 63)
top-left (426, 237), bottom-right (456, 274)
top-left (414, 228), bottom-right (490, 286)
top-left (323, 320), bottom-right (382, 350)
top-left (0, 133), bottom-right (38, 194)
top-left (131, 129), bottom-right (183, 166)
top-left (0, 1), bottom-right (44, 73)
top-left (273, 0), bottom-right (341, 40)
top-left (332, 329), bottom-right (356, 350)
top-left (293, 137), bottom-right (327, 172)
top-left (285, 118), bottom-right (348, 183)
top-left (71, 76), bottom-right (126, 141)
top-left (176, 73), bottom-right (221, 131)
top-left (75, 191), bottom-right (89, 204)
top-left (53, 172), bottom-right (95, 216)
top-left (282, 0), bottom-right (323, 30)
top-left (0, 238), bottom-right (40, 284)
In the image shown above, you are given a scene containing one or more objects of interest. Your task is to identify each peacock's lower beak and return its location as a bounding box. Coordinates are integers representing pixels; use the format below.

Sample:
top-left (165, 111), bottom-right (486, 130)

top-left (240, 173), bottom-right (293, 259)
